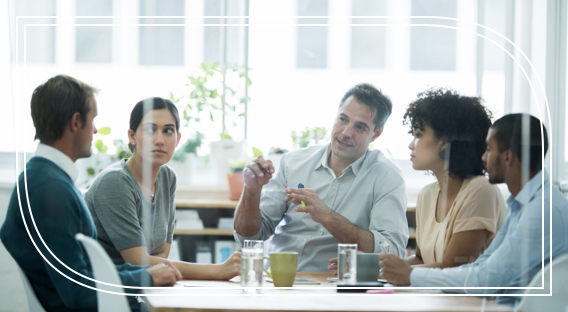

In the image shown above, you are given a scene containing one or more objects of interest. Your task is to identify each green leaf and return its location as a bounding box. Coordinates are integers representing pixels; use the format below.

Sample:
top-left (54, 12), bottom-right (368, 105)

top-left (220, 133), bottom-right (232, 139)
top-left (87, 167), bottom-right (95, 176)
top-left (95, 139), bottom-right (103, 148)
top-left (210, 104), bottom-right (218, 110)
top-left (252, 147), bottom-right (263, 157)
top-left (98, 127), bottom-right (111, 135)
top-left (238, 113), bottom-right (245, 117)
top-left (210, 89), bottom-right (218, 98)
top-left (210, 112), bottom-right (214, 121)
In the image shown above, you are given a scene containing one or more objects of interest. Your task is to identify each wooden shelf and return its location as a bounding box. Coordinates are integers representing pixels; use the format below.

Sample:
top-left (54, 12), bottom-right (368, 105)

top-left (409, 232), bottom-right (416, 239)
top-left (174, 228), bottom-right (234, 236)
top-left (176, 199), bottom-right (238, 209)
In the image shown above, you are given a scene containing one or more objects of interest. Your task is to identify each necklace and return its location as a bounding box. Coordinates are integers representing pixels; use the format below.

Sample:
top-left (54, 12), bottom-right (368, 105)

top-left (130, 159), bottom-right (155, 198)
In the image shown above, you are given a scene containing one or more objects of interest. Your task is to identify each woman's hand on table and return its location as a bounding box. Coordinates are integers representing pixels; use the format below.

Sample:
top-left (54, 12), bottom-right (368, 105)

top-left (378, 254), bottom-right (412, 286)
top-left (328, 257), bottom-right (338, 276)
top-left (147, 261), bottom-right (183, 286)
top-left (217, 251), bottom-right (242, 280)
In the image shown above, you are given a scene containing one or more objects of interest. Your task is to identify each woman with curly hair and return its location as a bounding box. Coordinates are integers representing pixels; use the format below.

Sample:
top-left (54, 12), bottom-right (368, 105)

top-left (404, 88), bottom-right (505, 268)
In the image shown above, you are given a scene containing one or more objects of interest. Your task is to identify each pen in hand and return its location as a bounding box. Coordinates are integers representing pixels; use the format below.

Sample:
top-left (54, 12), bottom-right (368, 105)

top-left (298, 183), bottom-right (306, 207)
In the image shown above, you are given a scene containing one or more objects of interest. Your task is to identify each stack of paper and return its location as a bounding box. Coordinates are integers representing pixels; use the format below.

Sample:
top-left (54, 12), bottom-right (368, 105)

top-left (217, 217), bottom-right (234, 230)
top-left (175, 210), bottom-right (204, 230)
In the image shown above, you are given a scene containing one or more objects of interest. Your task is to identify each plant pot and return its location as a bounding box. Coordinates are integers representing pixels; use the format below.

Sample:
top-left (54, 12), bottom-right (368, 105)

top-left (227, 171), bottom-right (244, 201)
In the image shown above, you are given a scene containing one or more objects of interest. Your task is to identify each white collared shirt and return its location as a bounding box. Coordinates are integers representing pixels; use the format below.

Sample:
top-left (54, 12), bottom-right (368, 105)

top-left (34, 143), bottom-right (79, 182)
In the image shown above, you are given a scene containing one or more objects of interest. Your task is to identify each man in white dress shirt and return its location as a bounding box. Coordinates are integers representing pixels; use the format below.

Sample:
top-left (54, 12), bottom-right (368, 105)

top-left (234, 83), bottom-right (408, 272)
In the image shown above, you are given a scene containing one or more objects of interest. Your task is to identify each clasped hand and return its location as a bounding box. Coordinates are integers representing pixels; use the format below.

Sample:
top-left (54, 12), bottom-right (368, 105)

top-left (285, 187), bottom-right (331, 224)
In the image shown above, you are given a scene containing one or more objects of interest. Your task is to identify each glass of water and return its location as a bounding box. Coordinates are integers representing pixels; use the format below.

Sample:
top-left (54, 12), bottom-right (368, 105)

top-left (243, 240), bottom-right (264, 250)
top-left (337, 243), bottom-right (357, 284)
top-left (241, 241), bottom-right (264, 293)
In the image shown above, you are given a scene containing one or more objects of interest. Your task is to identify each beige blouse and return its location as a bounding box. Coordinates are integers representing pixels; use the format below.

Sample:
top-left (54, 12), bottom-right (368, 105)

top-left (415, 175), bottom-right (506, 265)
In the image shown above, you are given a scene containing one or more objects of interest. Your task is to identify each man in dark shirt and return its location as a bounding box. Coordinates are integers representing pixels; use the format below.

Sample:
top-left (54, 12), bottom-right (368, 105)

top-left (0, 75), bottom-right (182, 312)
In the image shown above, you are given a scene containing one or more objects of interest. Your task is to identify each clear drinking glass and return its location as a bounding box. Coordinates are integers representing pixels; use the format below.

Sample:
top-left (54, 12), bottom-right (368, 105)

top-left (240, 247), bottom-right (264, 293)
top-left (337, 243), bottom-right (357, 284)
top-left (243, 240), bottom-right (264, 250)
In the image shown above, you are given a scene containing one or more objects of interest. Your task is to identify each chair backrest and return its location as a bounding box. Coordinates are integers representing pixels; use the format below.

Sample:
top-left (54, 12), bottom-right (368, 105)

top-left (16, 265), bottom-right (46, 312)
top-left (517, 253), bottom-right (568, 312)
top-left (75, 233), bottom-right (131, 312)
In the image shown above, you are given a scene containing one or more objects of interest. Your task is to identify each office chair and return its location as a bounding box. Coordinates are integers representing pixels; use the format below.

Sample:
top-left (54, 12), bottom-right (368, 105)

top-left (516, 253), bottom-right (568, 312)
top-left (75, 233), bottom-right (131, 312)
top-left (16, 265), bottom-right (46, 312)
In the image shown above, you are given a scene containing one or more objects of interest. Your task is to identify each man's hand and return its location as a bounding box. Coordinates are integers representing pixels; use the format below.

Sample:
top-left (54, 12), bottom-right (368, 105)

top-left (328, 257), bottom-right (338, 276)
top-left (243, 156), bottom-right (275, 190)
top-left (285, 188), bottom-right (332, 224)
top-left (147, 261), bottom-right (183, 286)
top-left (379, 254), bottom-right (412, 286)
top-left (216, 252), bottom-right (242, 280)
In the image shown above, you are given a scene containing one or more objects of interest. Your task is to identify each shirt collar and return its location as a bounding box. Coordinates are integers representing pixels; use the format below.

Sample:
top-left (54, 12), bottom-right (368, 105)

top-left (313, 143), bottom-right (367, 176)
top-left (35, 143), bottom-right (79, 182)
top-left (506, 169), bottom-right (548, 208)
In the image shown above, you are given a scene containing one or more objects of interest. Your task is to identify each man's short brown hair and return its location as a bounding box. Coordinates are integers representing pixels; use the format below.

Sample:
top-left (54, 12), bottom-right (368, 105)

top-left (31, 75), bottom-right (98, 144)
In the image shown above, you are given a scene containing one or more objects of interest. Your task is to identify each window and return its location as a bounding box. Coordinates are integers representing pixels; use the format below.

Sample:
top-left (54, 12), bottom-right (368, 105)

top-left (483, 0), bottom-right (506, 72)
top-left (75, 0), bottom-right (113, 63)
top-left (203, 0), bottom-right (222, 63)
top-left (203, 0), bottom-right (245, 65)
top-left (479, 0), bottom-right (507, 118)
top-left (15, 0), bottom-right (56, 64)
top-left (139, 0), bottom-right (184, 66)
top-left (410, 0), bottom-right (457, 71)
top-left (350, 0), bottom-right (387, 69)
top-left (297, 0), bottom-right (328, 69)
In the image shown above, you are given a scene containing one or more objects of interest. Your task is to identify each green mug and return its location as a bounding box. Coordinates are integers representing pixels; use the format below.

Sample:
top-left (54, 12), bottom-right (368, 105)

top-left (263, 252), bottom-right (298, 287)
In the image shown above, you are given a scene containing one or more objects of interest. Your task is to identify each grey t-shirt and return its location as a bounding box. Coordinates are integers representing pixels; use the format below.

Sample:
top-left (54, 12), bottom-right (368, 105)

top-left (84, 159), bottom-right (177, 265)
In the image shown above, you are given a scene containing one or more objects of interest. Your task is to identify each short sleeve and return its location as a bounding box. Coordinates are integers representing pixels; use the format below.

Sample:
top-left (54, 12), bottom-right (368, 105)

top-left (89, 170), bottom-right (147, 251)
top-left (453, 178), bottom-right (505, 237)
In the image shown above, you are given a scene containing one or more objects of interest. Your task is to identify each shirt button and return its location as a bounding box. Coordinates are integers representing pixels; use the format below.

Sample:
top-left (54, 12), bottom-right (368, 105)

top-left (320, 227), bottom-right (324, 232)
top-left (334, 180), bottom-right (338, 183)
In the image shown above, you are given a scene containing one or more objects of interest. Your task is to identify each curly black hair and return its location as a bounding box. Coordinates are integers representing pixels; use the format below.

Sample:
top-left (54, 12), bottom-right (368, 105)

top-left (403, 88), bottom-right (493, 179)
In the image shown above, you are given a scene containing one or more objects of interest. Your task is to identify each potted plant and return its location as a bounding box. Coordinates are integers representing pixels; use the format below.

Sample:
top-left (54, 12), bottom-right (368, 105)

top-left (226, 148), bottom-right (263, 200)
top-left (227, 159), bottom-right (248, 200)
top-left (171, 61), bottom-right (252, 185)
